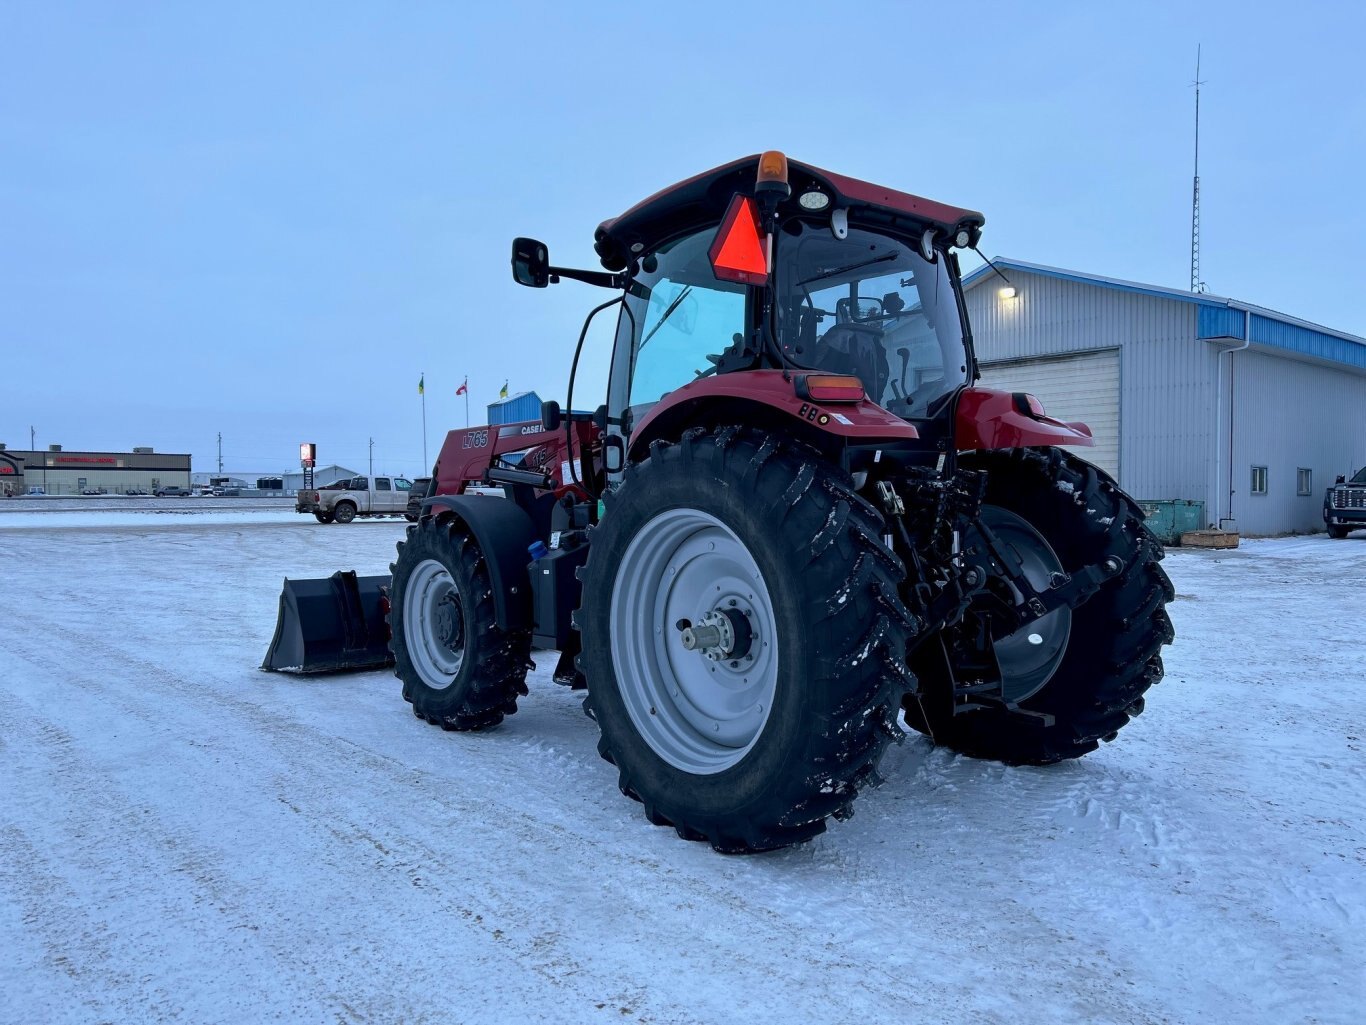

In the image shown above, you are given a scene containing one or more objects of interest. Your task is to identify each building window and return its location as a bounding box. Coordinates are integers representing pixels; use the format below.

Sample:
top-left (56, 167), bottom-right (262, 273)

top-left (1297, 468), bottom-right (1312, 496)
top-left (1251, 466), bottom-right (1268, 496)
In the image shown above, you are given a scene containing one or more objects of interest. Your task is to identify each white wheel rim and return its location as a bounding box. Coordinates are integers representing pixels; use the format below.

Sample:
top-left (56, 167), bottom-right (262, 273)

top-left (609, 508), bottom-right (778, 774)
top-left (403, 558), bottom-right (465, 689)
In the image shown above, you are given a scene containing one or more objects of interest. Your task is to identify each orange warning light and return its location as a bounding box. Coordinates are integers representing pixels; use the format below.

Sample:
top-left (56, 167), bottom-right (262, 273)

top-left (756, 150), bottom-right (789, 188)
top-left (708, 193), bottom-right (768, 286)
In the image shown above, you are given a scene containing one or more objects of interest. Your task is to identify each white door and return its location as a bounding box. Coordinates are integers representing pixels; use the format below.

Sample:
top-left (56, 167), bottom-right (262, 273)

top-left (976, 348), bottom-right (1120, 479)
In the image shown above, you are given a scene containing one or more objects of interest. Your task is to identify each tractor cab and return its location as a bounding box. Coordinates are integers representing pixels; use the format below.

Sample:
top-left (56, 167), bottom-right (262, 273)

top-left (512, 153), bottom-right (1003, 476)
top-left (589, 153), bottom-right (985, 451)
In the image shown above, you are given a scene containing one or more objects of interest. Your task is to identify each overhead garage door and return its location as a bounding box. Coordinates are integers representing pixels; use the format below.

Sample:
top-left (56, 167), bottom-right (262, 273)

top-left (976, 348), bottom-right (1120, 479)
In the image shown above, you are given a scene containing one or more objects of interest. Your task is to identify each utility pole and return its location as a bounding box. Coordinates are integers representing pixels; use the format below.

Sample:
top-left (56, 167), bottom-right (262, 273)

top-left (217, 432), bottom-right (223, 475)
top-left (369, 437), bottom-right (374, 477)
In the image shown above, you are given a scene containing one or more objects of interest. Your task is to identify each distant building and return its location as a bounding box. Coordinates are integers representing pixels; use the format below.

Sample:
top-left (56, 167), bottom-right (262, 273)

top-left (0, 444), bottom-right (190, 496)
top-left (962, 258), bottom-right (1366, 535)
top-left (487, 391), bottom-right (542, 426)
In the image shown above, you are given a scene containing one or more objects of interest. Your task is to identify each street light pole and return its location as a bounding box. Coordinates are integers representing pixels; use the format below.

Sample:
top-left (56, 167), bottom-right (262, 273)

top-left (369, 437), bottom-right (374, 477)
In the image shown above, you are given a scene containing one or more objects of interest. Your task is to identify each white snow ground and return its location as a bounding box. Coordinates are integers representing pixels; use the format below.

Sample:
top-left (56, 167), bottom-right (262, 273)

top-left (1, 508), bottom-right (1362, 1025)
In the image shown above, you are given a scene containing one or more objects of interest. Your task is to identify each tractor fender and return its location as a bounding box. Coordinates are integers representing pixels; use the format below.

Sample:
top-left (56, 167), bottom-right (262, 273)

top-left (422, 495), bottom-right (537, 631)
top-left (628, 369), bottom-right (917, 460)
top-left (955, 387), bottom-right (1095, 452)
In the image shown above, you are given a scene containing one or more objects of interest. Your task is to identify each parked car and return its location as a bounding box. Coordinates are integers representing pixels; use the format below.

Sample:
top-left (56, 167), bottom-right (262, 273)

top-left (405, 477), bottom-right (432, 521)
top-left (1324, 466), bottom-right (1366, 538)
top-left (154, 486), bottom-right (191, 497)
top-left (124, 488), bottom-right (151, 496)
top-left (25, 486), bottom-right (45, 496)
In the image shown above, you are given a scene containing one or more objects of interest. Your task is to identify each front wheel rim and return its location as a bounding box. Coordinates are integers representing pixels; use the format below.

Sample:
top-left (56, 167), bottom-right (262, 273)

top-left (609, 508), bottom-right (778, 775)
top-left (403, 558), bottom-right (465, 689)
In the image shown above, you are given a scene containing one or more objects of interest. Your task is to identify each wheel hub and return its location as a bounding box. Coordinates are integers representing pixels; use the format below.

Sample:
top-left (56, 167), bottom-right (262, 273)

top-left (434, 593), bottom-right (464, 653)
top-left (678, 607), bottom-right (754, 662)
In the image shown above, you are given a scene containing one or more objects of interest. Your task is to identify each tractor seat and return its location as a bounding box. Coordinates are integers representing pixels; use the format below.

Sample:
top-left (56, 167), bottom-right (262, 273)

top-left (813, 324), bottom-right (889, 399)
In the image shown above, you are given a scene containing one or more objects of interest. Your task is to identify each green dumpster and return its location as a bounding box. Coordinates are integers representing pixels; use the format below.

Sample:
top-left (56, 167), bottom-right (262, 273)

top-left (1136, 500), bottom-right (1206, 544)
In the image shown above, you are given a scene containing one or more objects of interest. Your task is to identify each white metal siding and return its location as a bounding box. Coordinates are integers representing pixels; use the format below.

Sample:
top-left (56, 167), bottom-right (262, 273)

top-left (1227, 348), bottom-right (1366, 535)
top-left (977, 350), bottom-right (1120, 478)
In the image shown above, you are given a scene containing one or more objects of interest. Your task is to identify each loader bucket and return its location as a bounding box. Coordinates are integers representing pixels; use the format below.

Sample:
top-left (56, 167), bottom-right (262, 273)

top-left (262, 570), bottom-right (394, 673)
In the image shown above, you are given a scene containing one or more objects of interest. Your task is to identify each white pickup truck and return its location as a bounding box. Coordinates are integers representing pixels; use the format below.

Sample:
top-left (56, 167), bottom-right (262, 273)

top-left (296, 475), bottom-right (415, 524)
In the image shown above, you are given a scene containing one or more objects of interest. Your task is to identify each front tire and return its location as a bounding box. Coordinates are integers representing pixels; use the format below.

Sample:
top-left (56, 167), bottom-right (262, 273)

top-left (1327, 524), bottom-right (1350, 539)
top-left (389, 517), bottom-right (531, 730)
top-left (578, 427), bottom-right (916, 853)
top-left (906, 448), bottom-right (1174, 765)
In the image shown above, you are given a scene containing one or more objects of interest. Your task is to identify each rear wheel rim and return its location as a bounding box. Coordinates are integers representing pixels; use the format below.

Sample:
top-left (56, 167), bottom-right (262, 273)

top-left (977, 506), bottom-right (1071, 703)
top-left (404, 558), bottom-right (465, 689)
top-left (610, 508), bottom-right (778, 775)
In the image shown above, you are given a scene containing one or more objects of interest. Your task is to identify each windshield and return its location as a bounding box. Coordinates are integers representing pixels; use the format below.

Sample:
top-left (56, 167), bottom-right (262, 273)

top-left (617, 228), bottom-right (748, 411)
top-left (775, 222), bottom-right (969, 418)
top-left (1352, 467), bottom-right (1366, 484)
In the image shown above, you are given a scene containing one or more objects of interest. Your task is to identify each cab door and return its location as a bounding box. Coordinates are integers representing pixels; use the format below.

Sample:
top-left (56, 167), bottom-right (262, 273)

top-left (375, 477), bottom-right (396, 512)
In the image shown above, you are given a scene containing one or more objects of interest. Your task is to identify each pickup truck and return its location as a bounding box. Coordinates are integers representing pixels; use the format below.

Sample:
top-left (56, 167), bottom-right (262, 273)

top-left (296, 475), bottom-right (414, 524)
top-left (154, 486), bottom-right (190, 497)
top-left (1324, 466), bottom-right (1366, 538)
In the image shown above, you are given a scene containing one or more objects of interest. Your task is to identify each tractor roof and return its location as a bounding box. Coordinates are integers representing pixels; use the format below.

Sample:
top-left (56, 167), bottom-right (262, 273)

top-left (593, 154), bottom-right (985, 271)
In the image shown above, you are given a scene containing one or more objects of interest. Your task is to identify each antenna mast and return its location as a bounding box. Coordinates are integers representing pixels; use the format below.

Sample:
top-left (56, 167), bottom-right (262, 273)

top-left (1190, 45), bottom-right (1207, 293)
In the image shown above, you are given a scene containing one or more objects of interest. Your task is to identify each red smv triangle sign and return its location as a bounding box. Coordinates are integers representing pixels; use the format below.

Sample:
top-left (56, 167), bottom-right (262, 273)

top-left (708, 194), bottom-right (768, 286)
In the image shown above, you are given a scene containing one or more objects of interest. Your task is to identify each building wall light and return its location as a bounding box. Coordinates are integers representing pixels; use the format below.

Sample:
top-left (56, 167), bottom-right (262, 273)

top-left (999, 286), bottom-right (1017, 299)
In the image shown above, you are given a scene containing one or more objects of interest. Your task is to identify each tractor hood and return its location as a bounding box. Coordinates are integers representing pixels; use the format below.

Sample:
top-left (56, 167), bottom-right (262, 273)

top-left (593, 154), bottom-right (985, 272)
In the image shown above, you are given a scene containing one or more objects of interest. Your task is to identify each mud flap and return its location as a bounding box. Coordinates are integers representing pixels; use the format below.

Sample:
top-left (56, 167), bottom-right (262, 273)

top-left (261, 570), bottom-right (394, 673)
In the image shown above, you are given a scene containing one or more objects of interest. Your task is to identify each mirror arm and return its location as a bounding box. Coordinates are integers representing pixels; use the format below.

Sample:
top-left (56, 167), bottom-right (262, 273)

top-left (548, 265), bottom-right (625, 290)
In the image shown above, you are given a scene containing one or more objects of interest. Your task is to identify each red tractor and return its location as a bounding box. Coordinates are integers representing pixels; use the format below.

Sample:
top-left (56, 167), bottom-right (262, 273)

top-left (271, 152), bottom-right (1174, 853)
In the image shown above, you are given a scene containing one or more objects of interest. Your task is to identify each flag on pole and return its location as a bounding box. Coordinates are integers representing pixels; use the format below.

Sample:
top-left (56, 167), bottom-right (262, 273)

top-left (499, 380), bottom-right (509, 398)
top-left (418, 374), bottom-right (425, 395)
top-left (456, 377), bottom-right (468, 396)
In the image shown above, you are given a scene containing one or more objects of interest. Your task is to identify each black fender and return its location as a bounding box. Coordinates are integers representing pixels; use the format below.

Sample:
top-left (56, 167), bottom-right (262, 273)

top-left (423, 495), bottom-right (536, 631)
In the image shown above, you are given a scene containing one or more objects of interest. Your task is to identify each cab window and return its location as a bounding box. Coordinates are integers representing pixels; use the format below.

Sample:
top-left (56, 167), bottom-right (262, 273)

top-left (625, 229), bottom-right (748, 409)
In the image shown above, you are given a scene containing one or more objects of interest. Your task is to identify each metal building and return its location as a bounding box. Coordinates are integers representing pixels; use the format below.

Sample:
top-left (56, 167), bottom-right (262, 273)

top-left (487, 391), bottom-right (542, 426)
top-left (961, 259), bottom-right (1366, 536)
top-left (0, 444), bottom-right (190, 496)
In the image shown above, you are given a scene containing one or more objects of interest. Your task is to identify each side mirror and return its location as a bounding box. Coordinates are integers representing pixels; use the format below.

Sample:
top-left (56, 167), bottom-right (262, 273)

top-left (512, 237), bottom-right (551, 288)
top-left (1337, 475), bottom-right (1347, 484)
top-left (541, 400), bottom-right (562, 431)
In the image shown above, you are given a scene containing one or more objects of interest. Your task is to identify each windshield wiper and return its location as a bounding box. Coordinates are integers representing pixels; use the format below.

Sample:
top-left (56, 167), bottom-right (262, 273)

top-left (797, 251), bottom-right (899, 287)
top-left (639, 285), bottom-right (693, 350)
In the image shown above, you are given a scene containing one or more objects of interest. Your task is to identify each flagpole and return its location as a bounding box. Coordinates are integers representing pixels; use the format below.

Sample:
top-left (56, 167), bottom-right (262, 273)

top-left (421, 370), bottom-right (428, 471)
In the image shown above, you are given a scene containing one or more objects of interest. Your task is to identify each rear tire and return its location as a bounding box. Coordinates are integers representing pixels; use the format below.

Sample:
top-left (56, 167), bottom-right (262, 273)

top-left (334, 502), bottom-right (357, 524)
top-left (389, 516), bottom-right (531, 730)
top-left (578, 427), bottom-right (916, 853)
top-left (905, 447), bottom-right (1174, 765)
top-left (314, 511), bottom-right (335, 524)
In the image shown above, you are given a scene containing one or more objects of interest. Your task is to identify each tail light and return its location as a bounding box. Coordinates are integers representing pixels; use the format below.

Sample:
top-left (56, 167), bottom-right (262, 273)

top-left (795, 374), bottom-right (866, 403)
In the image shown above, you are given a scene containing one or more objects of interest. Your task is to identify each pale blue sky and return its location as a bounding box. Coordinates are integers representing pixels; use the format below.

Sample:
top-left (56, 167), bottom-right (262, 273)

top-left (3, 1), bottom-right (1363, 477)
